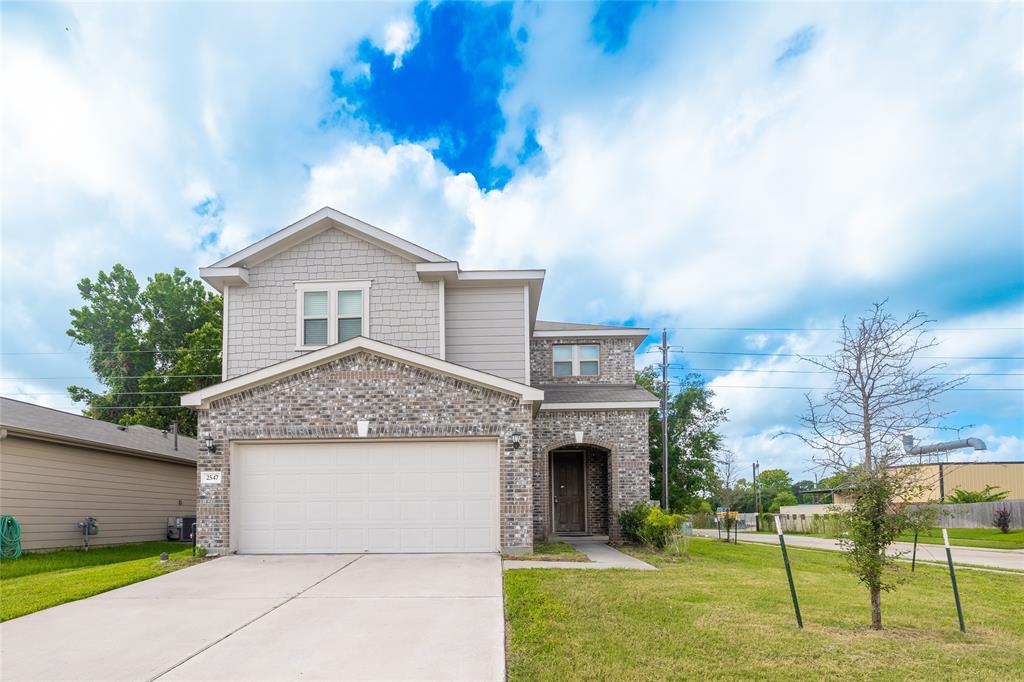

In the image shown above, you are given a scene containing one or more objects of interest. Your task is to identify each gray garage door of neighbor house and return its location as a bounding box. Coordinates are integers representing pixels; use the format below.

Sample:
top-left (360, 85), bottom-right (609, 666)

top-left (232, 440), bottom-right (500, 554)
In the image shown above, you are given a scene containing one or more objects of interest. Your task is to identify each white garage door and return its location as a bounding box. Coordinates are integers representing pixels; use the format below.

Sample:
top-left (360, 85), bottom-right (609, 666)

top-left (233, 440), bottom-right (498, 554)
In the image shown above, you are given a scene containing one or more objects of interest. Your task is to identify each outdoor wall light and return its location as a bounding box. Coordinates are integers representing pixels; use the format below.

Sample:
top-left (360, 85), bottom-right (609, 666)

top-left (204, 435), bottom-right (217, 453)
top-left (510, 432), bottom-right (523, 449)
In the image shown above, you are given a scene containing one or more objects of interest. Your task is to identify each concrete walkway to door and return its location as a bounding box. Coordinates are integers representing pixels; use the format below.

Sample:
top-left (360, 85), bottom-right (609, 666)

top-left (0, 554), bottom-right (504, 681)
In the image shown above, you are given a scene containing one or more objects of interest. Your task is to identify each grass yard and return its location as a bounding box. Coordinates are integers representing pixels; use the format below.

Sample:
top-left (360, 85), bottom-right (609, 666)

top-left (895, 527), bottom-right (1024, 550)
top-left (0, 541), bottom-right (207, 621)
top-left (504, 538), bottom-right (1024, 681)
top-left (750, 527), bottom-right (1024, 550)
top-left (505, 541), bottom-right (589, 562)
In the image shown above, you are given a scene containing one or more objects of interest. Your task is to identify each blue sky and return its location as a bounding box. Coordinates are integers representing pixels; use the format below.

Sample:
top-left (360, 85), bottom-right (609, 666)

top-left (2, 1), bottom-right (1022, 479)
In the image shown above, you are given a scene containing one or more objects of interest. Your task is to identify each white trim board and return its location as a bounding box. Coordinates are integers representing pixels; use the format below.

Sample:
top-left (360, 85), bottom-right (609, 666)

top-left (181, 337), bottom-right (545, 408)
top-left (533, 329), bottom-right (650, 339)
top-left (538, 401), bottom-right (659, 411)
top-left (210, 207), bottom-right (449, 270)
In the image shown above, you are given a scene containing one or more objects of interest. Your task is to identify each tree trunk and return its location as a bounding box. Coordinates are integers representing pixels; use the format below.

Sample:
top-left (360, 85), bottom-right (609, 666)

top-left (870, 585), bottom-right (883, 630)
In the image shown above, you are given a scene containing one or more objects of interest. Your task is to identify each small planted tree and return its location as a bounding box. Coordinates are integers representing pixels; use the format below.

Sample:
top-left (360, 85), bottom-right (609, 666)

top-left (786, 301), bottom-right (963, 630)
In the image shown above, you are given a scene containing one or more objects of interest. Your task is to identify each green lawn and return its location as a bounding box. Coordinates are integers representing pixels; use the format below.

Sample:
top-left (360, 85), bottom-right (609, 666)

top-left (0, 541), bottom-right (206, 621)
top-left (505, 541), bottom-right (589, 562)
top-left (748, 527), bottom-right (1024, 550)
top-left (504, 538), bottom-right (1024, 681)
top-left (895, 527), bottom-right (1024, 550)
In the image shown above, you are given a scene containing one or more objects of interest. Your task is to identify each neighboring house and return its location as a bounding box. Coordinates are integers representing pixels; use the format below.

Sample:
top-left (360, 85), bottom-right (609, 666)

top-left (182, 207), bottom-right (657, 555)
top-left (0, 397), bottom-right (197, 551)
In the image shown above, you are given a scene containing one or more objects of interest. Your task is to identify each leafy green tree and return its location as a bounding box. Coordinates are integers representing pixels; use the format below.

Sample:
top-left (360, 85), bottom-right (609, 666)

top-left (769, 491), bottom-right (799, 513)
top-left (757, 468), bottom-right (793, 495)
top-left (638, 368), bottom-right (727, 512)
top-left (67, 265), bottom-right (221, 436)
top-left (945, 486), bottom-right (1009, 504)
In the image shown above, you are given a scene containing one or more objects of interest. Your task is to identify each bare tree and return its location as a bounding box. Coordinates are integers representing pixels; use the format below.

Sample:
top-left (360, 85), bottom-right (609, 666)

top-left (788, 301), bottom-right (964, 630)
top-left (714, 448), bottom-right (741, 511)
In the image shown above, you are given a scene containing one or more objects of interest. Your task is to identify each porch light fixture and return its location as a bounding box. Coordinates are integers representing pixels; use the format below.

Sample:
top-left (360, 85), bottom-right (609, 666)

top-left (574, 431), bottom-right (584, 444)
top-left (204, 435), bottom-right (216, 453)
top-left (510, 432), bottom-right (523, 449)
top-left (356, 420), bottom-right (369, 438)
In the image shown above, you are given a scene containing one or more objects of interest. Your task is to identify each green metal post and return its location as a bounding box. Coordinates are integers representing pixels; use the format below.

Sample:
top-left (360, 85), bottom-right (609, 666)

top-left (911, 530), bottom-right (918, 572)
top-left (775, 516), bottom-right (803, 629)
top-left (942, 529), bottom-right (965, 632)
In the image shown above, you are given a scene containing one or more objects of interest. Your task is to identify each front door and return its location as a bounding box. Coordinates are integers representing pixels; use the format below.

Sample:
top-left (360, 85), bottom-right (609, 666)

top-left (553, 451), bottom-right (585, 533)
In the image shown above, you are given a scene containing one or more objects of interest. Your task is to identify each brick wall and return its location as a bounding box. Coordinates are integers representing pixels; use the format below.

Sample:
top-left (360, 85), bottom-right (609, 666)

top-left (196, 351), bottom-right (533, 553)
top-left (529, 337), bottom-right (638, 384)
top-left (532, 408), bottom-right (649, 541)
top-left (585, 450), bottom-right (609, 534)
top-left (226, 227), bottom-right (440, 378)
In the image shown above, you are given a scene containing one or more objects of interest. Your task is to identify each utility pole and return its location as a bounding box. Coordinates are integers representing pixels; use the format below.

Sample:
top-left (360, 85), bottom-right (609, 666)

top-left (753, 461), bottom-right (760, 530)
top-left (661, 328), bottom-right (669, 511)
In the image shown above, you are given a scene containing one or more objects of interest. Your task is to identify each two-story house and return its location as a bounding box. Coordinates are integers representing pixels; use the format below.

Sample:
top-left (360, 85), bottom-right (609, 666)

top-left (182, 207), bottom-right (657, 555)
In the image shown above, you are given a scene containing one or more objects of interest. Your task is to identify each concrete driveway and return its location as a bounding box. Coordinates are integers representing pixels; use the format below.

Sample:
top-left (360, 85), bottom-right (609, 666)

top-left (0, 554), bottom-right (504, 681)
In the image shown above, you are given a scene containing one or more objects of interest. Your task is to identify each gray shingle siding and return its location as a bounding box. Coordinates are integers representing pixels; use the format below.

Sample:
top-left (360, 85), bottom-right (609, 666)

top-left (225, 227), bottom-right (440, 378)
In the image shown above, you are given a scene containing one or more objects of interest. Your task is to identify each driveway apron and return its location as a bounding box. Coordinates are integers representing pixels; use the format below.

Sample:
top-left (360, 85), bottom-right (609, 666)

top-left (0, 553), bottom-right (504, 681)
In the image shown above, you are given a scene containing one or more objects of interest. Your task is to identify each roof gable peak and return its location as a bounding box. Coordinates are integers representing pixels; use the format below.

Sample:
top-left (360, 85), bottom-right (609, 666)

top-left (210, 207), bottom-right (451, 271)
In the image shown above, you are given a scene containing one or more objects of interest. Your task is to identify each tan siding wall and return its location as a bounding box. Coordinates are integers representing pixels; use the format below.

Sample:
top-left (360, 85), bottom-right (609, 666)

top-left (0, 436), bottom-right (197, 551)
top-left (833, 462), bottom-right (1024, 504)
top-left (444, 285), bottom-right (526, 383)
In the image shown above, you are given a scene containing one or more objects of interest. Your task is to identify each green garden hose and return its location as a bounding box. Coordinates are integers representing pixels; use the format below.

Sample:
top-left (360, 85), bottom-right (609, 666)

top-left (1, 515), bottom-right (22, 559)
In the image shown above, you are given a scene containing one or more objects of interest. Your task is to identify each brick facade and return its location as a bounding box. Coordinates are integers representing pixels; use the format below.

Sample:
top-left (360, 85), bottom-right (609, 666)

top-left (196, 351), bottom-right (533, 553)
top-left (529, 337), bottom-right (637, 384)
top-left (532, 408), bottom-right (650, 541)
top-left (585, 450), bottom-right (610, 534)
top-left (226, 228), bottom-right (441, 378)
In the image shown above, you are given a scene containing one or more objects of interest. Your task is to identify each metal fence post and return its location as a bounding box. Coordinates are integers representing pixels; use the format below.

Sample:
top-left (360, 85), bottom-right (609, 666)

top-left (942, 529), bottom-right (965, 632)
top-left (775, 515), bottom-right (803, 629)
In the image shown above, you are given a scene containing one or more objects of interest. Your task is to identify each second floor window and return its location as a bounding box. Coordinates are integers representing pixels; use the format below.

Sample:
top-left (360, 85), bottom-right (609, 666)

top-left (296, 281), bottom-right (370, 348)
top-left (552, 344), bottom-right (600, 377)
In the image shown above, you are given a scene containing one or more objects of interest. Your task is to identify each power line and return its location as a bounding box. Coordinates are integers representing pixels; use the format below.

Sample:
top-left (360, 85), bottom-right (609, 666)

top-left (0, 348), bottom-right (221, 356)
top-left (665, 366), bottom-right (1024, 377)
top-left (663, 326), bottom-right (1024, 332)
top-left (4, 391), bottom-right (192, 396)
top-left (0, 374), bottom-right (220, 380)
top-left (642, 349), bottom-right (1024, 360)
top-left (670, 383), bottom-right (1024, 392)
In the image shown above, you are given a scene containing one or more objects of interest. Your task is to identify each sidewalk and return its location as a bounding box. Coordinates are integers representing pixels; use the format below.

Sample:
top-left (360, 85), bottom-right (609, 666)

top-left (503, 540), bottom-right (656, 570)
top-left (696, 530), bottom-right (1024, 571)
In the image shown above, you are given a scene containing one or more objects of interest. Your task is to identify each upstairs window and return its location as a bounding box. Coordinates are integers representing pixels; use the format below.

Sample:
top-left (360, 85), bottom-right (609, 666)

top-left (295, 281), bottom-right (370, 349)
top-left (302, 291), bottom-right (329, 345)
top-left (552, 344), bottom-right (600, 377)
top-left (337, 290), bottom-right (363, 342)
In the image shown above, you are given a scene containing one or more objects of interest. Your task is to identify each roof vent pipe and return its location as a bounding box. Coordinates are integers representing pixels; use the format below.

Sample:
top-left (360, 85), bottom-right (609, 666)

top-left (902, 435), bottom-right (987, 456)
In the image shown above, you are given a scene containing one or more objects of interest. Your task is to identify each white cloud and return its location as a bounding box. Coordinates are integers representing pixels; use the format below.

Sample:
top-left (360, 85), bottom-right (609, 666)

top-left (379, 16), bottom-right (420, 69)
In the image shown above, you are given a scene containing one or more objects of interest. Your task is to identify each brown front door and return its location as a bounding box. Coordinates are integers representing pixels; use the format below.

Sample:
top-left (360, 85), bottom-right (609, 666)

top-left (553, 451), bottom-right (585, 533)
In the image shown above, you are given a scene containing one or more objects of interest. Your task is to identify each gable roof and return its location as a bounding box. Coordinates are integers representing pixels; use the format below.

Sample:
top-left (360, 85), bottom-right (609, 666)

top-left (181, 337), bottom-right (545, 409)
top-left (0, 397), bottom-right (198, 464)
top-left (209, 207), bottom-right (450, 272)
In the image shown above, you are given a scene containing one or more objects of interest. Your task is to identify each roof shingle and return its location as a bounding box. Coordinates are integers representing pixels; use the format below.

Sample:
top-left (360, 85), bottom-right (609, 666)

top-left (0, 397), bottom-right (198, 464)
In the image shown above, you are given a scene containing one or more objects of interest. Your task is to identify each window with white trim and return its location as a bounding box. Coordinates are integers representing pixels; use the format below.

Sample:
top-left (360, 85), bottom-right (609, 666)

top-left (552, 344), bottom-right (600, 377)
top-left (295, 281), bottom-right (370, 349)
